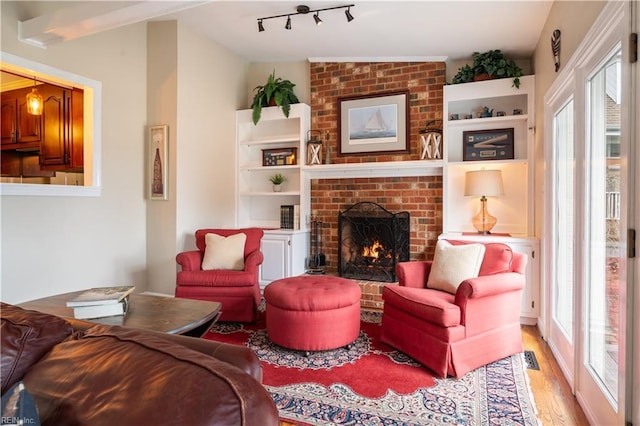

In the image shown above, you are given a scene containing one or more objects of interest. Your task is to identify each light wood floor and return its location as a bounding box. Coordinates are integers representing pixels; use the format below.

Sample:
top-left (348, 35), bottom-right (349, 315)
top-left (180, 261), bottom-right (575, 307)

top-left (522, 325), bottom-right (590, 425)
top-left (282, 325), bottom-right (589, 426)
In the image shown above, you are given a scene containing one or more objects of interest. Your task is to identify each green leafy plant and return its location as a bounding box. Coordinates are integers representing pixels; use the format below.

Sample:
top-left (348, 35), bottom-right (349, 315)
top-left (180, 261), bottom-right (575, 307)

top-left (451, 64), bottom-right (475, 85)
top-left (452, 50), bottom-right (523, 88)
top-left (269, 173), bottom-right (285, 185)
top-left (251, 71), bottom-right (300, 125)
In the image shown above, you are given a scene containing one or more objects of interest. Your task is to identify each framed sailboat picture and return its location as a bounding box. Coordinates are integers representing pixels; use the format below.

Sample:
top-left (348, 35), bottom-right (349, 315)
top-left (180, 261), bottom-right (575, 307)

top-left (148, 125), bottom-right (168, 200)
top-left (338, 90), bottom-right (409, 155)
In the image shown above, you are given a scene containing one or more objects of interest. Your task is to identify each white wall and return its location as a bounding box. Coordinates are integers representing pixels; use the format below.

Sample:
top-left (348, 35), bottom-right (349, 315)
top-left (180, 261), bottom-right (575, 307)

top-left (1, 2), bottom-right (148, 302)
top-left (146, 21), bottom-right (179, 296)
top-left (532, 0), bottom-right (605, 234)
top-left (145, 21), bottom-right (249, 295)
top-left (531, 0), bottom-right (606, 329)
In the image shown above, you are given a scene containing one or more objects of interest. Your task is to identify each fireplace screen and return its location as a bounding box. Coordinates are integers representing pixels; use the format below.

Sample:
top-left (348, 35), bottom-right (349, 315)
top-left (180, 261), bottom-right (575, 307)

top-left (338, 202), bottom-right (410, 282)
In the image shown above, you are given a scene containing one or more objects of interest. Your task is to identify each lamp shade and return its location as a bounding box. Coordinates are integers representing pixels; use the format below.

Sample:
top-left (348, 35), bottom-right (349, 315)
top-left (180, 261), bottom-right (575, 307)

top-left (464, 169), bottom-right (504, 197)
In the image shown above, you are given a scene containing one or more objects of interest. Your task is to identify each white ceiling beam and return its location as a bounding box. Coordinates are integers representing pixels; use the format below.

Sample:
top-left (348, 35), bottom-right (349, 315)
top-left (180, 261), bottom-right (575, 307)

top-left (18, 1), bottom-right (211, 49)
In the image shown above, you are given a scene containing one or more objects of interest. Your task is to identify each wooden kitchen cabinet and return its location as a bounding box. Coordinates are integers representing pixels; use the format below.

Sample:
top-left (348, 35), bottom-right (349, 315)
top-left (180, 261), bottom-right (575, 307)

top-left (1, 87), bottom-right (42, 149)
top-left (38, 85), bottom-right (84, 171)
top-left (1, 83), bottom-right (84, 174)
top-left (38, 84), bottom-right (67, 167)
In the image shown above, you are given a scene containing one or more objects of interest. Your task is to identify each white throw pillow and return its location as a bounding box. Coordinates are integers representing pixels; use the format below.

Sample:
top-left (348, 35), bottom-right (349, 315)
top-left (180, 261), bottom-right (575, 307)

top-left (426, 240), bottom-right (486, 294)
top-left (201, 233), bottom-right (246, 271)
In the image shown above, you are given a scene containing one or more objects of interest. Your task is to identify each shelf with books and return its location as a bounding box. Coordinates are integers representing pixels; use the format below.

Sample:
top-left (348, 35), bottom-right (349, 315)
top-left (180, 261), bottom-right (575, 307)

top-left (236, 104), bottom-right (309, 231)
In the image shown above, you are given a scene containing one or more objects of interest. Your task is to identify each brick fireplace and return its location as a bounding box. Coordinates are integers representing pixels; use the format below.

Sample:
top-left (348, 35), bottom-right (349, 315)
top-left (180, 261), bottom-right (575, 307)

top-left (308, 60), bottom-right (445, 310)
top-left (309, 176), bottom-right (442, 309)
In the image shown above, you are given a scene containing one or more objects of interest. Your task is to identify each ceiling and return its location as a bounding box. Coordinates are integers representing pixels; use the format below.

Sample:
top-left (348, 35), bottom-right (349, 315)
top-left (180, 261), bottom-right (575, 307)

top-left (14, 1), bottom-right (554, 63)
top-left (161, 1), bottom-right (554, 62)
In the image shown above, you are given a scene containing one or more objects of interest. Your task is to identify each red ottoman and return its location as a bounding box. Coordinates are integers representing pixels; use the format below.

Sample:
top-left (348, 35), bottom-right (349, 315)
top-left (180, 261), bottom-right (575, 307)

top-left (264, 275), bottom-right (361, 352)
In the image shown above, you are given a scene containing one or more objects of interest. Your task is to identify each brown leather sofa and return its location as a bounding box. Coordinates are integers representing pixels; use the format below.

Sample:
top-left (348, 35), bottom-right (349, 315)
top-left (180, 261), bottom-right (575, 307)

top-left (0, 303), bottom-right (279, 425)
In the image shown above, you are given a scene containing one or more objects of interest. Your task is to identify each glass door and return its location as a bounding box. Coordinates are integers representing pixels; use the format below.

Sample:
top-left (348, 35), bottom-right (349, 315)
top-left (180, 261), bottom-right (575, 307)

top-left (544, 3), bottom-right (634, 423)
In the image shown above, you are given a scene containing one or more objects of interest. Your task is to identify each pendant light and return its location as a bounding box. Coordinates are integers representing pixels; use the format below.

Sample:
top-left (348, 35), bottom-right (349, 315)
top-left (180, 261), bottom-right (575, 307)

top-left (26, 76), bottom-right (43, 115)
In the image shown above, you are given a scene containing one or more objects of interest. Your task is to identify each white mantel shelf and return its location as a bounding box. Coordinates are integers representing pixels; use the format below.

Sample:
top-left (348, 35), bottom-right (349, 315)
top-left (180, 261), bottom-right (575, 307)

top-left (302, 160), bottom-right (444, 179)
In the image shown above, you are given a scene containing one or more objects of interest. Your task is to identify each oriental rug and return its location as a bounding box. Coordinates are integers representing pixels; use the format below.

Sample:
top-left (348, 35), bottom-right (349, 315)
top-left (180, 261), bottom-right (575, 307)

top-left (205, 310), bottom-right (539, 425)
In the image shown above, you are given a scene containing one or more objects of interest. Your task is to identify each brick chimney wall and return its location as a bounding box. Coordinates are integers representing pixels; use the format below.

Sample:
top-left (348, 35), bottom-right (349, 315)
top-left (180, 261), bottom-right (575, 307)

top-left (309, 62), bottom-right (446, 309)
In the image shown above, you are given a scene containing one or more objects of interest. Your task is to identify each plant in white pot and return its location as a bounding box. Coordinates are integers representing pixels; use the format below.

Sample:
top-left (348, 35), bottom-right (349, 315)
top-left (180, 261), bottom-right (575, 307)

top-left (269, 173), bottom-right (286, 192)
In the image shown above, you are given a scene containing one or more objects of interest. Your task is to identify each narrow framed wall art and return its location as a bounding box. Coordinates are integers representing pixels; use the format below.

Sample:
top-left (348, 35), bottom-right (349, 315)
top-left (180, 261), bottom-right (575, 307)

top-left (148, 125), bottom-right (168, 200)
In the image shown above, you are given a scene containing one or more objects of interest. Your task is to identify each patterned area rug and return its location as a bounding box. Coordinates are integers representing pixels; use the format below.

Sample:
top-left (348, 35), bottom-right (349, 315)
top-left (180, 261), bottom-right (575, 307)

top-left (206, 310), bottom-right (539, 425)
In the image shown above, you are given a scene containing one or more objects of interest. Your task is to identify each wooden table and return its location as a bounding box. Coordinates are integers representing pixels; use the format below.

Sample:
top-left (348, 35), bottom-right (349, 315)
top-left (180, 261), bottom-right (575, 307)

top-left (18, 292), bottom-right (222, 337)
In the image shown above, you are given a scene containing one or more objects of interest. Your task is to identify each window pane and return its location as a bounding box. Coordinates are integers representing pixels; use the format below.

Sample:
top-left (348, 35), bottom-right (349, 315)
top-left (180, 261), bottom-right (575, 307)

top-left (553, 99), bottom-right (574, 341)
top-left (586, 49), bottom-right (621, 401)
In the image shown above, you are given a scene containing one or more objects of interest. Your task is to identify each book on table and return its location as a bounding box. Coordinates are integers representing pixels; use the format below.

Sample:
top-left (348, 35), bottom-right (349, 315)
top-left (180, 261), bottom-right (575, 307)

top-left (65, 286), bottom-right (135, 307)
top-left (72, 297), bottom-right (130, 319)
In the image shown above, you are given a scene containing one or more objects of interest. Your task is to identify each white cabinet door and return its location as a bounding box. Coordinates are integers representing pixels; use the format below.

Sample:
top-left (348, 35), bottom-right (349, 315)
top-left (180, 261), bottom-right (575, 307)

top-left (507, 240), bottom-right (540, 325)
top-left (260, 235), bottom-right (289, 288)
top-left (259, 230), bottom-right (309, 290)
top-left (288, 231), bottom-right (309, 277)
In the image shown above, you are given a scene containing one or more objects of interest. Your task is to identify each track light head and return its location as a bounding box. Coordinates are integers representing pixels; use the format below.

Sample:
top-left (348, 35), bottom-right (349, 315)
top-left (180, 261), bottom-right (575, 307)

top-left (285, 15), bottom-right (292, 30)
top-left (313, 13), bottom-right (322, 25)
top-left (258, 19), bottom-right (265, 32)
top-left (345, 7), bottom-right (354, 22)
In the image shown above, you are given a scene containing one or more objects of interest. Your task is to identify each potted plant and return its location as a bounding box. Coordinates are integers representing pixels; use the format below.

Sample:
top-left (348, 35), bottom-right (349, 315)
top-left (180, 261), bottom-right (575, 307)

top-left (451, 50), bottom-right (523, 88)
top-left (269, 173), bottom-right (286, 192)
top-left (251, 71), bottom-right (300, 125)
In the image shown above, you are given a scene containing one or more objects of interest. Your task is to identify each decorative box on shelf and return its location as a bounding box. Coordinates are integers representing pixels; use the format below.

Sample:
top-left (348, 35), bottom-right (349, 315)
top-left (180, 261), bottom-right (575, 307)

top-left (262, 147), bottom-right (298, 166)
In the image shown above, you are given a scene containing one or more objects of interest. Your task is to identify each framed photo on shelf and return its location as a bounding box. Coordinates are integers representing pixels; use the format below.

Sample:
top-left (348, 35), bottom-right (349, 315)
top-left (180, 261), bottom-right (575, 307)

top-left (148, 125), bottom-right (168, 200)
top-left (338, 90), bottom-right (409, 155)
top-left (262, 147), bottom-right (298, 166)
top-left (463, 128), bottom-right (514, 161)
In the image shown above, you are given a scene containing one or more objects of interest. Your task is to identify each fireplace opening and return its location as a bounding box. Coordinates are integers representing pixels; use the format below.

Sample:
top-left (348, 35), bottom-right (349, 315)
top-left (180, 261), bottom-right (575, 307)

top-left (338, 202), bottom-right (410, 282)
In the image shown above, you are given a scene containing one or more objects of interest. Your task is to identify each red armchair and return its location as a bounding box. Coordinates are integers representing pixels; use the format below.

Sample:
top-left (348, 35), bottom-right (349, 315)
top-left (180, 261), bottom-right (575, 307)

top-left (175, 228), bottom-right (264, 322)
top-left (380, 240), bottom-right (527, 378)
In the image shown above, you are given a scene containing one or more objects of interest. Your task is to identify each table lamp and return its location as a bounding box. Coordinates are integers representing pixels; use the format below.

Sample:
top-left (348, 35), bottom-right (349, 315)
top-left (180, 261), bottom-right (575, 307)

top-left (464, 169), bottom-right (504, 234)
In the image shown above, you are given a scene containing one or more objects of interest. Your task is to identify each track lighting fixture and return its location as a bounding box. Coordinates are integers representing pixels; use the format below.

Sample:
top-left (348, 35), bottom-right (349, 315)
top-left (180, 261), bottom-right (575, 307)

top-left (345, 6), bottom-right (354, 22)
top-left (257, 4), bottom-right (354, 32)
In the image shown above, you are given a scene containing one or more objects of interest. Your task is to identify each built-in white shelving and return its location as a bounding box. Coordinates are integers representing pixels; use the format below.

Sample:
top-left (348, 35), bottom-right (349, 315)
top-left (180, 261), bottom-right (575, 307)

top-left (441, 75), bottom-right (539, 324)
top-left (442, 75), bottom-right (536, 236)
top-left (236, 104), bottom-right (311, 287)
top-left (236, 104), bottom-right (310, 230)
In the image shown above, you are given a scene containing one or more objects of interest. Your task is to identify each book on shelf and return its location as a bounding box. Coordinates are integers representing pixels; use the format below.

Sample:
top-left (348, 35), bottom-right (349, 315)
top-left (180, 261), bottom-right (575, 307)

top-left (66, 286), bottom-right (135, 307)
top-left (279, 204), bottom-right (300, 230)
top-left (72, 297), bottom-right (130, 319)
top-left (293, 204), bottom-right (300, 230)
top-left (280, 205), bottom-right (294, 229)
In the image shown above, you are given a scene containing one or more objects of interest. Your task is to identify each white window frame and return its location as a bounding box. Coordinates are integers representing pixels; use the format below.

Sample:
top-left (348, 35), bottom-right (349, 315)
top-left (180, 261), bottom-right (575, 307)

top-left (0, 52), bottom-right (102, 197)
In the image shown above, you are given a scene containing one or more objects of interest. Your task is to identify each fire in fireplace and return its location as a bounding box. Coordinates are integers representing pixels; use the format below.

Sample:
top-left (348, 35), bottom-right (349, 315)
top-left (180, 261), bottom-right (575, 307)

top-left (338, 202), bottom-right (410, 282)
